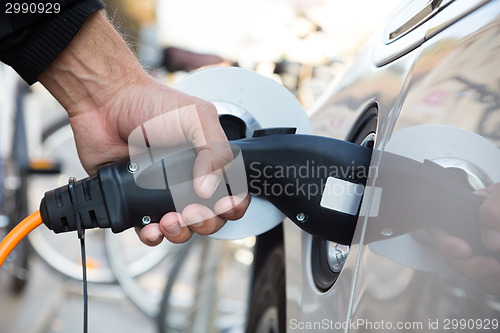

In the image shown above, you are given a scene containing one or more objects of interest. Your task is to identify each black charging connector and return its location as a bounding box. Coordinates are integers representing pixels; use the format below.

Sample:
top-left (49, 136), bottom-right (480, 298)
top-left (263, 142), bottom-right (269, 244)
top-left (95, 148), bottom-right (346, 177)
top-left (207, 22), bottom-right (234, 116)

top-left (40, 131), bottom-right (372, 245)
top-left (40, 128), bottom-right (497, 261)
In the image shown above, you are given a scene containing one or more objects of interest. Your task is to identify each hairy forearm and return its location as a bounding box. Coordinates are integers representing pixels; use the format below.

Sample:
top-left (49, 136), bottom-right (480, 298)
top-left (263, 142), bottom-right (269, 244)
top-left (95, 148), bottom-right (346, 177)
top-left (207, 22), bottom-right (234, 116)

top-left (38, 11), bottom-right (147, 117)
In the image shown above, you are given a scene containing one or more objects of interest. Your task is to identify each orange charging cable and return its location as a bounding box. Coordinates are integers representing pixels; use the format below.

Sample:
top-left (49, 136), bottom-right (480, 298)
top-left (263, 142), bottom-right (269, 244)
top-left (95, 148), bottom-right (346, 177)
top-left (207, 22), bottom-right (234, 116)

top-left (0, 211), bottom-right (43, 268)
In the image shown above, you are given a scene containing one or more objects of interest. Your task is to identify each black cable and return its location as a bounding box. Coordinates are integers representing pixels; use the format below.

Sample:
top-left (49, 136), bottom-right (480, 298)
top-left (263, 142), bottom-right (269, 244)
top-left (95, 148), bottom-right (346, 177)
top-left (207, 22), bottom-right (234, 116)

top-left (80, 236), bottom-right (88, 333)
top-left (68, 177), bottom-right (88, 333)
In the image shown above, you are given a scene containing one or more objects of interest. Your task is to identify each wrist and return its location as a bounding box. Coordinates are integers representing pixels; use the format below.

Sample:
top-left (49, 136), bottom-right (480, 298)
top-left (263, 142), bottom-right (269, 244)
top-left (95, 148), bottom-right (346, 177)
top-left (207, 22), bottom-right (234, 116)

top-left (39, 11), bottom-right (148, 117)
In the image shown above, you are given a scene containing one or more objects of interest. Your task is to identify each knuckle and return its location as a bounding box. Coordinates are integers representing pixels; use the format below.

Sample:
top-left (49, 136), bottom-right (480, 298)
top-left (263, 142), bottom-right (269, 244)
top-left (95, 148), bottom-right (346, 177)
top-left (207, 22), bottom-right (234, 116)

top-left (196, 101), bottom-right (218, 121)
top-left (167, 233), bottom-right (192, 244)
top-left (191, 225), bottom-right (212, 236)
top-left (192, 219), bottom-right (223, 236)
top-left (480, 201), bottom-right (500, 226)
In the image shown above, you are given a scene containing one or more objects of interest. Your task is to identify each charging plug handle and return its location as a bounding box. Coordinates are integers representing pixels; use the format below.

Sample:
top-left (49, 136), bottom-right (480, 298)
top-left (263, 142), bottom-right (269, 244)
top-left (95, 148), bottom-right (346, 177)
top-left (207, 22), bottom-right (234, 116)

top-left (40, 133), bottom-right (372, 245)
top-left (39, 131), bottom-right (491, 253)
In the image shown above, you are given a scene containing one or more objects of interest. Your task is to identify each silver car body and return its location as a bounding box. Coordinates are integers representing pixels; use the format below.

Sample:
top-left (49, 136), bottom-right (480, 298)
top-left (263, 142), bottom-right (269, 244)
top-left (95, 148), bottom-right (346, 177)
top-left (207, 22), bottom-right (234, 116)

top-left (287, 0), bottom-right (500, 331)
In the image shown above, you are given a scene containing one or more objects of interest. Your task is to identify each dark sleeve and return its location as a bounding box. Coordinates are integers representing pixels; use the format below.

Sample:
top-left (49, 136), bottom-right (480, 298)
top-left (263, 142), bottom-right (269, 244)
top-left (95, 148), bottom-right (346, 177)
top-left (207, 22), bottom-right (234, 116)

top-left (0, 0), bottom-right (105, 85)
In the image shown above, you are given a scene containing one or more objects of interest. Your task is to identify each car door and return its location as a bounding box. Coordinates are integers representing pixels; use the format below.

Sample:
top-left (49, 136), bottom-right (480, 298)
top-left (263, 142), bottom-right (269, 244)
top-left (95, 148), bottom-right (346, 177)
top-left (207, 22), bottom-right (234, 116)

top-left (299, 0), bottom-right (500, 331)
top-left (347, 0), bottom-right (500, 331)
top-left (287, 0), bottom-right (427, 329)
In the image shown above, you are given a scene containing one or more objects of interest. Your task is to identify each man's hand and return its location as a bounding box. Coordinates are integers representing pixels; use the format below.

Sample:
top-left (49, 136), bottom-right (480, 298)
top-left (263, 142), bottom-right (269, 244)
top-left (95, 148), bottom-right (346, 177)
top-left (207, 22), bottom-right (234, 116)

top-left (476, 183), bottom-right (500, 252)
top-left (431, 183), bottom-right (500, 295)
top-left (39, 12), bottom-right (250, 245)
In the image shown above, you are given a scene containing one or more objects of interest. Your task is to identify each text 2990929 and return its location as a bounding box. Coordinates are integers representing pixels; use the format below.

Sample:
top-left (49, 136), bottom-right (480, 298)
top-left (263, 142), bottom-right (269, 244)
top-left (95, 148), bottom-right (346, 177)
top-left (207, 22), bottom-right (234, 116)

top-left (5, 2), bottom-right (61, 14)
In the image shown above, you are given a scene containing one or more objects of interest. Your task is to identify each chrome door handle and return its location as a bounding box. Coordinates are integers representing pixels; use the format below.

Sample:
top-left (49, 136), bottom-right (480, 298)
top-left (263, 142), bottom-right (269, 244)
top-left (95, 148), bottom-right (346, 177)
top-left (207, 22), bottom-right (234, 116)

top-left (387, 0), bottom-right (443, 42)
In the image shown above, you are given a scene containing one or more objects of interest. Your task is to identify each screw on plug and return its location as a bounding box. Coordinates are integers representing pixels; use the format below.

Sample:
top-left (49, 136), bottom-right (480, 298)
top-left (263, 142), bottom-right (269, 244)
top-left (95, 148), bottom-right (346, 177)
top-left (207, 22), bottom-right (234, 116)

top-left (142, 216), bottom-right (151, 225)
top-left (296, 212), bottom-right (307, 223)
top-left (127, 162), bottom-right (139, 173)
